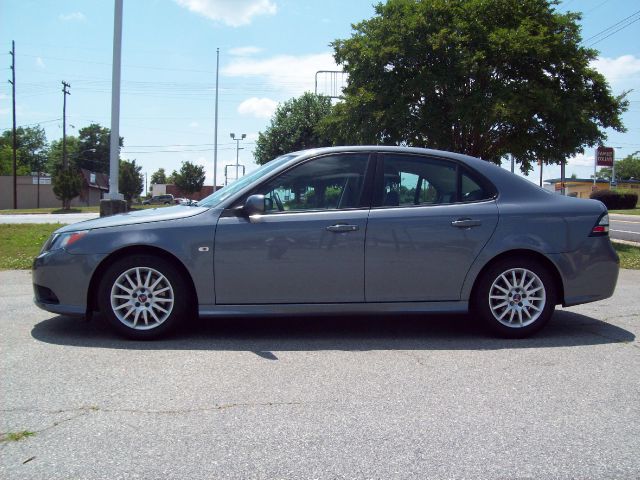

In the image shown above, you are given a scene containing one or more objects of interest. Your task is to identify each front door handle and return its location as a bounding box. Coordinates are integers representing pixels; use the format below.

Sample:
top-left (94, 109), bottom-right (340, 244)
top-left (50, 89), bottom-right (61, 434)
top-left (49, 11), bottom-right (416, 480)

top-left (451, 218), bottom-right (482, 228)
top-left (326, 224), bottom-right (359, 233)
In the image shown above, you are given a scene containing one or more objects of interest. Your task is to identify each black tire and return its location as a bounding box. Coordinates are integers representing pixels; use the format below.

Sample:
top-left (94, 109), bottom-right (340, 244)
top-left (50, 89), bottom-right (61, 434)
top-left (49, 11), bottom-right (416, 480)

top-left (98, 254), bottom-right (192, 340)
top-left (473, 258), bottom-right (557, 339)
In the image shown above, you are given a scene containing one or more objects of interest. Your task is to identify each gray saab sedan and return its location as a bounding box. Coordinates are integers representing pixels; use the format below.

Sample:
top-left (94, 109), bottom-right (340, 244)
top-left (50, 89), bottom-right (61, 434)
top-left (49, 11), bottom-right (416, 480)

top-left (33, 146), bottom-right (618, 340)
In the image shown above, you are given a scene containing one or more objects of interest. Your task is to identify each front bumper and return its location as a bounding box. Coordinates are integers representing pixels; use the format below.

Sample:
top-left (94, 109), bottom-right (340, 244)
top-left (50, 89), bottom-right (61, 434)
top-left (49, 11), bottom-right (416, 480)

top-left (549, 236), bottom-right (620, 307)
top-left (32, 249), bottom-right (106, 317)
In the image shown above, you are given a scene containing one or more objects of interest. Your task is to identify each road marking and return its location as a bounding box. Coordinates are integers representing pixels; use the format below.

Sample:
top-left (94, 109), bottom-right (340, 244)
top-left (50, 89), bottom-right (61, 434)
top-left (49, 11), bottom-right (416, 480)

top-left (611, 229), bottom-right (640, 235)
top-left (611, 220), bottom-right (640, 224)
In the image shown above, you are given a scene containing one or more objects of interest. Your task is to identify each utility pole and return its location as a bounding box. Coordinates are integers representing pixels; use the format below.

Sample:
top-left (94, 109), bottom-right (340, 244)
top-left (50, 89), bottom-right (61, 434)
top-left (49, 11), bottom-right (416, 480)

top-left (510, 154), bottom-right (515, 174)
top-left (230, 133), bottom-right (246, 182)
top-left (61, 81), bottom-right (71, 169)
top-left (9, 41), bottom-right (17, 209)
top-left (214, 47), bottom-right (219, 192)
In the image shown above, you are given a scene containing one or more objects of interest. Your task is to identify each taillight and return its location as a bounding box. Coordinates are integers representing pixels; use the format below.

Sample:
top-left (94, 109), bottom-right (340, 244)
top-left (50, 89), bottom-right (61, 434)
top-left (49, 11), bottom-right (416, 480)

top-left (590, 213), bottom-right (609, 236)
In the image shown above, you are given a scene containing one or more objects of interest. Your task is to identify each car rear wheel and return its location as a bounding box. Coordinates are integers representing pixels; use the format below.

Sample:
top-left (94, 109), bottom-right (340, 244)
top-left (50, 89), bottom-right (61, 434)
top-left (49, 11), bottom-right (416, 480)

top-left (98, 255), bottom-right (191, 340)
top-left (474, 258), bottom-right (557, 338)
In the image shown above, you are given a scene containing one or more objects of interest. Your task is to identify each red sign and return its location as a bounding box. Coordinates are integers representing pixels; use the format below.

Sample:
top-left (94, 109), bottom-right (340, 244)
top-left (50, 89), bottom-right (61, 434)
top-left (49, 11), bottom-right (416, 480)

top-left (596, 146), bottom-right (614, 167)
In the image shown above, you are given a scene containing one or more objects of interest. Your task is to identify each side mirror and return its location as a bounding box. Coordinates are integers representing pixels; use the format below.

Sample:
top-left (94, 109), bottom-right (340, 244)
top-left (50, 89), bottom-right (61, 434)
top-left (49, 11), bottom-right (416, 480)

top-left (244, 194), bottom-right (265, 217)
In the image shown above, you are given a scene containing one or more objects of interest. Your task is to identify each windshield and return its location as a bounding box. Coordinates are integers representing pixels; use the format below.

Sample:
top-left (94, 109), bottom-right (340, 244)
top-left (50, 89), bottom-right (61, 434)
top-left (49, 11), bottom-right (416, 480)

top-left (197, 154), bottom-right (298, 208)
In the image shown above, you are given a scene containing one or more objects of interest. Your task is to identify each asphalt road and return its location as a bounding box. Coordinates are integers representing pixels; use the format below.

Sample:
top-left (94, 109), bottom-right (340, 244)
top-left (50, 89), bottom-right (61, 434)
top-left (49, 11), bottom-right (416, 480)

top-left (1, 269), bottom-right (639, 479)
top-left (610, 213), bottom-right (640, 244)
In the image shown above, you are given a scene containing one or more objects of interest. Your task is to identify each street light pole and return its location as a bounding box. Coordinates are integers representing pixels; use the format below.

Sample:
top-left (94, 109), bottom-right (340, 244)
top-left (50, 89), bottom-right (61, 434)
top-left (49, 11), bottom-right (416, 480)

top-left (230, 133), bottom-right (246, 182)
top-left (213, 47), bottom-right (219, 192)
top-left (107, 0), bottom-right (123, 201)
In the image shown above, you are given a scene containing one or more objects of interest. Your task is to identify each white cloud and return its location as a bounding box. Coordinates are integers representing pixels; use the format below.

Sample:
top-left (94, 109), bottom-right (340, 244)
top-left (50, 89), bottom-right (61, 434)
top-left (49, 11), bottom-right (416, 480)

top-left (238, 97), bottom-right (278, 119)
top-left (229, 46), bottom-right (263, 57)
top-left (35, 57), bottom-right (45, 69)
top-left (223, 52), bottom-right (340, 96)
top-left (189, 121), bottom-right (200, 128)
top-left (175, 0), bottom-right (276, 27)
top-left (567, 152), bottom-right (596, 167)
top-left (591, 54), bottom-right (640, 91)
top-left (58, 12), bottom-right (86, 21)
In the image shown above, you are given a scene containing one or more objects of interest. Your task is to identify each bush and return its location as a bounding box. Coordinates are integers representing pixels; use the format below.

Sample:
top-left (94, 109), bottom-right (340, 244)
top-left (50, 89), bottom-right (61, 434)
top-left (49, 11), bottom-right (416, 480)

top-left (590, 190), bottom-right (638, 209)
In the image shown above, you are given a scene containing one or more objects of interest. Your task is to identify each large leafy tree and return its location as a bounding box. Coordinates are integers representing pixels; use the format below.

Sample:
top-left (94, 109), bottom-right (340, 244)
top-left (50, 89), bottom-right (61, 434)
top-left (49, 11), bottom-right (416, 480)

top-left (329, 0), bottom-right (628, 173)
top-left (0, 126), bottom-right (48, 176)
top-left (174, 161), bottom-right (205, 195)
top-left (150, 168), bottom-right (167, 184)
top-left (119, 159), bottom-right (144, 205)
top-left (46, 136), bottom-right (80, 173)
top-left (254, 93), bottom-right (334, 165)
top-left (77, 123), bottom-right (123, 174)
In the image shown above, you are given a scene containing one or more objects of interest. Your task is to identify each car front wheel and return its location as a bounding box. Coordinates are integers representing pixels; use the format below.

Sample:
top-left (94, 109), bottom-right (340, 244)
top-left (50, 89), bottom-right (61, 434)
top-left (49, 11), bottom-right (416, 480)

top-left (98, 255), bottom-right (191, 340)
top-left (474, 258), bottom-right (557, 338)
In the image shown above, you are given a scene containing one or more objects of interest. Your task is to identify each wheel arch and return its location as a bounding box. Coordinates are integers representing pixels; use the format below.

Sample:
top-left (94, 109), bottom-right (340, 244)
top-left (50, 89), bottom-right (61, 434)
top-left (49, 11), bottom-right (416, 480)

top-left (86, 245), bottom-right (198, 314)
top-left (468, 249), bottom-right (565, 308)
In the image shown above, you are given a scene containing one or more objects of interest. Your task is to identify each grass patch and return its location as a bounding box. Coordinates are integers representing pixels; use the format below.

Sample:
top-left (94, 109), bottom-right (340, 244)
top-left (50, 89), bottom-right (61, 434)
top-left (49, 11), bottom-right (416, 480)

top-left (609, 207), bottom-right (640, 215)
top-left (0, 224), bottom-right (62, 270)
top-left (1, 430), bottom-right (36, 442)
top-left (613, 242), bottom-right (640, 270)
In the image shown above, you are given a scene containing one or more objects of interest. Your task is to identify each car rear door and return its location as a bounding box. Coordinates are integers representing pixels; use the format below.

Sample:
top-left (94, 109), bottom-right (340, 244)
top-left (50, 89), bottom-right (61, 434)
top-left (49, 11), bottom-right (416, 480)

top-left (365, 153), bottom-right (499, 302)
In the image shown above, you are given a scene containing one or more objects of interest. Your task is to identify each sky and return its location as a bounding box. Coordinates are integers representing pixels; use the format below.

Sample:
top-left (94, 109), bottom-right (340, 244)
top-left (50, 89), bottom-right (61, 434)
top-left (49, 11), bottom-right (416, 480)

top-left (1, 0), bottom-right (639, 190)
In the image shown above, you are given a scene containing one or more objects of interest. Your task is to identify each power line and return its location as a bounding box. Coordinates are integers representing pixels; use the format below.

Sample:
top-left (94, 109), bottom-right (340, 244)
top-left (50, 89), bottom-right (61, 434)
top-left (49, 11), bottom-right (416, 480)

top-left (589, 16), bottom-right (640, 46)
top-left (0, 118), bottom-right (62, 132)
top-left (584, 9), bottom-right (640, 44)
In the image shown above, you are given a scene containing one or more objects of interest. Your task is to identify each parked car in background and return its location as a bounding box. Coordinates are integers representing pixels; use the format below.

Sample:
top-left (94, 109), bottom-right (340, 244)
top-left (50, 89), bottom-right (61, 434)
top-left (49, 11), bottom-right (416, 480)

top-left (142, 194), bottom-right (174, 205)
top-left (33, 146), bottom-right (618, 340)
top-left (174, 197), bottom-right (196, 206)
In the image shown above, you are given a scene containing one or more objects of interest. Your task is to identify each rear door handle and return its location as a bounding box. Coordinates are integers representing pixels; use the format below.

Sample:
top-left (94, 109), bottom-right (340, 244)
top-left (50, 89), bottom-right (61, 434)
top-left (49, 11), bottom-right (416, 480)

top-left (326, 224), bottom-right (359, 233)
top-left (451, 218), bottom-right (482, 228)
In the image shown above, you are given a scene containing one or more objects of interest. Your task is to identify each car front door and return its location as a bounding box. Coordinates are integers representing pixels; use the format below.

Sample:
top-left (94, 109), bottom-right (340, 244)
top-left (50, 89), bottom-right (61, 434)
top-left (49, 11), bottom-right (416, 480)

top-left (214, 152), bottom-right (374, 304)
top-left (365, 153), bottom-right (499, 302)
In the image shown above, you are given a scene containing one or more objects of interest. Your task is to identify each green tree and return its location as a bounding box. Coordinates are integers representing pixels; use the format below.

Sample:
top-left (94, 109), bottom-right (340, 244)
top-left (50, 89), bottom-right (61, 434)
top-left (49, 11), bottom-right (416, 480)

top-left (329, 0), bottom-right (628, 173)
top-left (167, 170), bottom-right (178, 184)
top-left (46, 136), bottom-right (80, 174)
top-left (52, 169), bottom-right (82, 210)
top-left (174, 161), bottom-right (205, 196)
top-left (77, 123), bottom-right (123, 174)
top-left (119, 159), bottom-right (144, 205)
top-left (150, 168), bottom-right (167, 184)
top-left (254, 93), bottom-right (334, 165)
top-left (596, 152), bottom-right (640, 181)
top-left (0, 126), bottom-right (48, 176)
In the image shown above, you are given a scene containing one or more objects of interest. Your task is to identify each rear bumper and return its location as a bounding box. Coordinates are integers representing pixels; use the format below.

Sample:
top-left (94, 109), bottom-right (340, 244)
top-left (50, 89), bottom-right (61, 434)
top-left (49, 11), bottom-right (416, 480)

top-left (549, 237), bottom-right (619, 307)
top-left (32, 249), bottom-right (106, 317)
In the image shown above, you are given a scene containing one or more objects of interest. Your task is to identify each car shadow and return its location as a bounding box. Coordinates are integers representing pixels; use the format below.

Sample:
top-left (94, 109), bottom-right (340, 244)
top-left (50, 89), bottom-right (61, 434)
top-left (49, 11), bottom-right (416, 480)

top-left (31, 310), bottom-right (635, 356)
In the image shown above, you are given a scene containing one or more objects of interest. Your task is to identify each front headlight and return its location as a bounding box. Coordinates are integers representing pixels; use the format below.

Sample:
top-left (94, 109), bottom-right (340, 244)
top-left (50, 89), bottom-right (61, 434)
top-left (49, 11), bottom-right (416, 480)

top-left (41, 230), bottom-right (89, 253)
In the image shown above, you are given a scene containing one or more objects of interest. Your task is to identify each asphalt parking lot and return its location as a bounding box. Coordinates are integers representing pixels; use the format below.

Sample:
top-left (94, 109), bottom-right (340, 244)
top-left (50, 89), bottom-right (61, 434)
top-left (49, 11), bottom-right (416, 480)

top-left (1, 269), bottom-right (639, 479)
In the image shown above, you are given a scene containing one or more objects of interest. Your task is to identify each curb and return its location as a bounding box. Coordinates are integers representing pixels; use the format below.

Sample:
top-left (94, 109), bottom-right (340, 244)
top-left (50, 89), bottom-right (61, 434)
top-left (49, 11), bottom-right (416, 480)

top-left (611, 239), bottom-right (640, 248)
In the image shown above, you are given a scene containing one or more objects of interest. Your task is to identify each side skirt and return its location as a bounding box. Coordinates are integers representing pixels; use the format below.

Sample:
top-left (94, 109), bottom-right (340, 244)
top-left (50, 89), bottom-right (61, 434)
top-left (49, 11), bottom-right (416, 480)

top-left (198, 301), bottom-right (469, 317)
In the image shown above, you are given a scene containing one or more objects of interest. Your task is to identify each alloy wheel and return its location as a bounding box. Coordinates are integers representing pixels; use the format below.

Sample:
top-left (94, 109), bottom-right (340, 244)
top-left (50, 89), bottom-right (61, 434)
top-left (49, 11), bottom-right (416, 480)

top-left (488, 268), bottom-right (546, 328)
top-left (110, 266), bottom-right (175, 330)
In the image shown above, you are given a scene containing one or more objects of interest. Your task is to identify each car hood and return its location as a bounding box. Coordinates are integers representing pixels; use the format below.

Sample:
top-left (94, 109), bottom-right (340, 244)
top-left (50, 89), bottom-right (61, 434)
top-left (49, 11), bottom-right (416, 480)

top-left (56, 205), bottom-right (210, 233)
